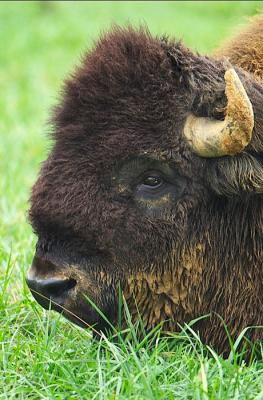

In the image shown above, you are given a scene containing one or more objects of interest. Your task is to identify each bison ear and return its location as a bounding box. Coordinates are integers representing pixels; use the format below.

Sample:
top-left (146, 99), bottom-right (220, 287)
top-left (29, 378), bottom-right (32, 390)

top-left (205, 153), bottom-right (263, 196)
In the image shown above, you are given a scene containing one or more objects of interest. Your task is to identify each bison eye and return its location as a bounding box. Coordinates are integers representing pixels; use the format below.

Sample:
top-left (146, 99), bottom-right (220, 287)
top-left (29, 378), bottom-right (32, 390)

top-left (136, 172), bottom-right (166, 195)
top-left (142, 175), bottom-right (163, 188)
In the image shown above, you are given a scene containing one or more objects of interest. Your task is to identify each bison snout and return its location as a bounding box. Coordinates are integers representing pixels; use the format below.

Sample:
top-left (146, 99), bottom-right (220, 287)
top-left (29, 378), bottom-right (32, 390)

top-left (26, 256), bottom-right (77, 311)
top-left (26, 276), bottom-right (76, 300)
top-left (27, 255), bottom-right (116, 331)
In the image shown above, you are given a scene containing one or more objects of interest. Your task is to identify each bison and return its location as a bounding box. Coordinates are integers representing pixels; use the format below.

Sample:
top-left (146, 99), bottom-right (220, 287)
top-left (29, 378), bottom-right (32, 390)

top-left (26, 15), bottom-right (263, 355)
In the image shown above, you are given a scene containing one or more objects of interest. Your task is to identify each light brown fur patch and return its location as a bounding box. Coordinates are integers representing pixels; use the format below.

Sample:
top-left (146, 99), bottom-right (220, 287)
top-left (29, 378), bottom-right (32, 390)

top-left (215, 15), bottom-right (263, 83)
top-left (123, 246), bottom-right (204, 330)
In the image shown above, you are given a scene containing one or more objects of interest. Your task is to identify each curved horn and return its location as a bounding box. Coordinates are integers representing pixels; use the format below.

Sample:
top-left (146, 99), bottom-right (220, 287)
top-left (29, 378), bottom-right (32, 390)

top-left (183, 68), bottom-right (254, 157)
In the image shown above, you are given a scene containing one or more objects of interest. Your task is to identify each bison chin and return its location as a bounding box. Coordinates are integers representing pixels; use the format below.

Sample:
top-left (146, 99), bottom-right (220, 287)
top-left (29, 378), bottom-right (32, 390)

top-left (26, 255), bottom-right (117, 334)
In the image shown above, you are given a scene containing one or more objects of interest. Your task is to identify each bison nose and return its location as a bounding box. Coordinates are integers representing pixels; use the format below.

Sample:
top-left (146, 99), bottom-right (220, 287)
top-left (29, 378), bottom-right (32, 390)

top-left (26, 276), bottom-right (76, 298)
top-left (26, 256), bottom-right (76, 309)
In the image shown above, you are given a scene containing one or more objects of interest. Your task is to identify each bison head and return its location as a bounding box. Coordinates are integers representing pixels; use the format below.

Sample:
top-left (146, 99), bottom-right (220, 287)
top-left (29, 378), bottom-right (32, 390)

top-left (26, 27), bottom-right (263, 350)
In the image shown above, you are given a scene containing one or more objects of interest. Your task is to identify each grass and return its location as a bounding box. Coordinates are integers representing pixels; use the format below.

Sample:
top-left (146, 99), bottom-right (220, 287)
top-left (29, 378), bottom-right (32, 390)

top-left (0, 1), bottom-right (263, 398)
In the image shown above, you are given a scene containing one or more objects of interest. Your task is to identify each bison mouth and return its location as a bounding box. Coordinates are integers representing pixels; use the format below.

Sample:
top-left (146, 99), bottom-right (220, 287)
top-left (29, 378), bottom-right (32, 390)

top-left (27, 279), bottom-right (115, 333)
top-left (26, 256), bottom-right (116, 334)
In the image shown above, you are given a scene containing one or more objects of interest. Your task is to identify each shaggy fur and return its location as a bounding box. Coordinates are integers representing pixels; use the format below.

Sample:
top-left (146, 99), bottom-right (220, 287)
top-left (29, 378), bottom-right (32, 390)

top-left (28, 18), bottom-right (263, 355)
top-left (215, 15), bottom-right (263, 83)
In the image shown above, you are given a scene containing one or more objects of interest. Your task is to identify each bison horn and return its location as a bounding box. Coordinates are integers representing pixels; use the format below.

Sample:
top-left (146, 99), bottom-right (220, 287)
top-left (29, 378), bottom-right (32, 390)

top-left (183, 68), bottom-right (254, 157)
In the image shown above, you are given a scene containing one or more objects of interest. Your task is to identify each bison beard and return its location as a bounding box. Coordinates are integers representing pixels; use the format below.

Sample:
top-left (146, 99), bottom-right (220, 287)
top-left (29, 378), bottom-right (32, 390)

top-left (27, 17), bottom-right (263, 356)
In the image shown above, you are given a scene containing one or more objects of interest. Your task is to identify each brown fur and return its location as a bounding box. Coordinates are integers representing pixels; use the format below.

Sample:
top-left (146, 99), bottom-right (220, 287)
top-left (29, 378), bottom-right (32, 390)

top-left (215, 15), bottom-right (263, 82)
top-left (28, 19), bottom-right (263, 356)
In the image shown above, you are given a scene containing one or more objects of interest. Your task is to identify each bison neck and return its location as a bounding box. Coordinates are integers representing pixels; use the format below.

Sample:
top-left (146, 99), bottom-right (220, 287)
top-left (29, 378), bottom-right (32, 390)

top-left (123, 199), bottom-right (262, 354)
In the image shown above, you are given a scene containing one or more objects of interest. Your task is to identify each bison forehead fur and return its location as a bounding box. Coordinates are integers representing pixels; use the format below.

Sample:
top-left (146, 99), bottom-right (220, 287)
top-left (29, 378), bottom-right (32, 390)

top-left (28, 22), bottom-right (263, 355)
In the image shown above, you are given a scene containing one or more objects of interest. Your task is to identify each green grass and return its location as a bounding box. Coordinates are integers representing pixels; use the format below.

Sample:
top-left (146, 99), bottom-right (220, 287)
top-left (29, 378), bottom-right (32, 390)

top-left (1, 1), bottom-right (263, 398)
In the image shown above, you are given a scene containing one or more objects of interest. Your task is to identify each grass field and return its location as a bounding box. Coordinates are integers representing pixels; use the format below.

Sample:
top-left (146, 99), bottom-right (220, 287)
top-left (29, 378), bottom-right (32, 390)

top-left (1, 1), bottom-right (263, 398)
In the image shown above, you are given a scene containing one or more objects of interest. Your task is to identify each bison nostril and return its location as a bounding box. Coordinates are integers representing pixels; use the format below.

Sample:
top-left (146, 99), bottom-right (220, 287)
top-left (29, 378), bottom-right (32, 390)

top-left (26, 276), bottom-right (77, 298)
top-left (40, 278), bottom-right (76, 296)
